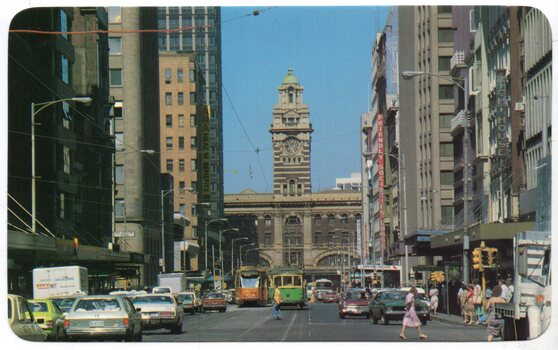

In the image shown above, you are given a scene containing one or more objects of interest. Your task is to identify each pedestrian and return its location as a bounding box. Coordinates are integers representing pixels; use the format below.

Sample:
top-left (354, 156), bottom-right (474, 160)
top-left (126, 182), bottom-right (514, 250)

top-left (506, 278), bottom-right (514, 301)
top-left (472, 279), bottom-right (484, 324)
top-left (461, 284), bottom-right (474, 324)
top-left (429, 285), bottom-right (439, 315)
top-left (457, 282), bottom-right (465, 319)
top-left (399, 286), bottom-right (428, 340)
top-left (500, 279), bottom-right (511, 303)
top-left (485, 285), bottom-right (506, 341)
top-left (272, 286), bottom-right (283, 320)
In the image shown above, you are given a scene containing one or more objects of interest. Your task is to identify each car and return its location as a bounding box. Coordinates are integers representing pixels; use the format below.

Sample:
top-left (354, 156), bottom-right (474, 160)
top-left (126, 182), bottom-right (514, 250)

top-left (322, 290), bottom-right (339, 303)
top-left (338, 289), bottom-right (370, 319)
top-left (222, 290), bottom-right (234, 304)
top-left (64, 295), bottom-right (142, 341)
top-left (368, 290), bottom-right (430, 325)
top-left (201, 292), bottom-right (227, 312)
top-left (8, 294), bottom-right (47, 342)
top-left (176, 292), bottom-right (198, 314)
top-left (152, 287), bottom-right (173, 294)
top-left (28, 299), bottom-right (66, 341)
top-left (49, 296), bottom-right (79, 314)
top-left (131, 293), bottom-right (184, 334)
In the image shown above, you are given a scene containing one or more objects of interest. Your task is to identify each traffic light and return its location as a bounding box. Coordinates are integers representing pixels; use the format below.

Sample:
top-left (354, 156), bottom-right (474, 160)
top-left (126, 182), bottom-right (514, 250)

top-left (488, 248), bottom-right (498, 268)
top-left (481, 248), bottom-right (490, 266)
top-left (430, 271), bottom-right (445, 283)
top-left (472, 248), bottom-right (483, 271)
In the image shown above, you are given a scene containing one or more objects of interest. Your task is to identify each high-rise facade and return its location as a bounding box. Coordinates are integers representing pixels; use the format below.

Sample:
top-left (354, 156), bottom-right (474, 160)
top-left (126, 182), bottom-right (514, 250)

top-left (109, 7), bottom-right (162, 286)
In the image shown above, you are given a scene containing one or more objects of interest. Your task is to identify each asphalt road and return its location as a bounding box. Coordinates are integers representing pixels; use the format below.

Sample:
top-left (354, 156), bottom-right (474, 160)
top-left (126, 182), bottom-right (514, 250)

top-left (142, 302), bottom-right (488, 342)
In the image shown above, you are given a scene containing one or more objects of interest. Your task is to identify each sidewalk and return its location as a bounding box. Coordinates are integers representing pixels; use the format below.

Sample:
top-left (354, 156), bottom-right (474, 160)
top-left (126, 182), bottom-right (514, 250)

top-left (430, 312), bottom-right (485, 328)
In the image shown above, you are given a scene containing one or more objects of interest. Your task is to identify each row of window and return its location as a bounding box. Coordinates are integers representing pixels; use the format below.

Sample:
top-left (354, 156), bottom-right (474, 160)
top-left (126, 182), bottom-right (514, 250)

top-left (164, 67), bottom-right (196, 84)
top-left (165, 158), bottom-right (197, 172)
top-left (164, 92), bottom-right (196, 106)
top-left (165, 136), bottom-right (196, 150)
top-left (165, 114), bottom-right (196, 128)
top-left (260, 231), bottom-right (356, 246)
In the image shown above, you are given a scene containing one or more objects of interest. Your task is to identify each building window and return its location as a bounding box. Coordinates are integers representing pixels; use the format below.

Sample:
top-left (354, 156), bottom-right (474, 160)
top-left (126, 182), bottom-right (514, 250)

top-left (179, 159), bottom-right (185, 172)
top-left (438, 56), bottom-right (451, 71)
top-left (59, 192), bottom-right (65, 219)
top-left (108, 7), bottom-right (122, 23)
top-left (341, 232), bottom-right (349, 244)
top-left (61, 55), bottom-right (69, 84)
top-left (328, 214), bottom-right (335, 225)
top-left (60, 9), bottom-right (68, 39)
top-left (265, 216), bottom-right (272, 226)
top-left (440, 142), bottom-right (454, 157)
top-left (165, 114), bottom-right (172, 127)
top-left (178, 92), bottom-right (184, 105)
top-left (439, 114), bottom-right (452, 129)
top-left (165, 92), bottom-right (172, 105)
top-left (109, 37), bottom-right (122, 54)
top-left (166, 159), bottom-right (173, 171)
top-left (189, 92), bottom-right (196, 105)
top-left (115, 132), bottom-right (124, 150)
top-left (166, 137), bottom-right (173, 150)
top-left (179, 204), bottom-right (186, 216)
top-left (441, 205), bottom-right (453, 225)
top-left (264, 232), bottom-right (272, 246)
top-left (439, 85), bottom-right (454, 99)
top-left (438, 6), bottom-right (452, 14)
top-left (438, 28), bottom-right (454, 43)
top-left (164, 68), bottom-right (172, 83)
top-left (191, 159), bottom-right (197, 171)
top-left (179, 181), bottom-right (185, 189)
top-left (328, 231), bottom-right (336, 246)
top-left (341, 214), bottom-right (348, 224)
top-left (190, 137), bottom-right (196, 149)
top-left (190, 114), bottom-right (196, 127)
top-left (179, 137), bottom-right (185, 150)
top-left (178, 114), bottom-right (185, 127)
top-left (191, 181), bottom-right (197, 192)
top-left (314, 215), bottom-right (322, 225)
top-left (115, 165), bottom-right (124, 184)
top-left (177, 68), bottom-right (184, 83)
top-left (114, 101), bottom-right (123, 118)
top-left (115, 199), bottom-right (125, 218)
top-left (110, 69), bottom-right (122, 86)
top-left (440, 170), bottom-right (453, 186)
top-left (189, 69), bottom-right (196, 82)
top-left (63, 146), bottom-right (71, 174)
top-left (313, 231), bottom-right (321, 245)
top-left (62, 101), bottom-right (71, 129)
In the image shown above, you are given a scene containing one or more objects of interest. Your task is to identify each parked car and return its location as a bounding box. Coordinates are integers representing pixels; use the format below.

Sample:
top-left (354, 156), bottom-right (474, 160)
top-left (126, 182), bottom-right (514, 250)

top-left (176, 292), bottom-right (198, 314)
top-left (49, 296), bottom-right (79, 314)
top-left (64, 295), bottom-right (142, 341)
top-left (28, 299), bottom-right (66, 341)
top-left (8, 294), bottom-right (47, 342)
top-left (322, 290), bottom-right (339, 303)
top-left (338, 289), bottom-right (370, 319)
top-left (368, 290), bottom-right (429, 325)
top-left (131, 294), bottom-right (184, 334)
top-left (201, 292), bottom-right (227, 312)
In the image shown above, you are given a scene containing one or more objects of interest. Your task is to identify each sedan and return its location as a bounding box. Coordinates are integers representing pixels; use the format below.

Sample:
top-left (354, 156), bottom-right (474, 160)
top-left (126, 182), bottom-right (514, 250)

top-left (64, 295), bottom-right (142, 341)
top-left (368, 290), bottom-right (429, 325)
top-left (322, 290), bottom-right (339, 303)
top-left (201, 292), bottom-right (227, 312)
top-left (176, 292), bottom-right (197, 314)
top-left (29, 299), bottom-right (66, 341)
top-left (339, 289), bottom-right (370, 319)
top-left (131, 294), bottom-right (184, 333)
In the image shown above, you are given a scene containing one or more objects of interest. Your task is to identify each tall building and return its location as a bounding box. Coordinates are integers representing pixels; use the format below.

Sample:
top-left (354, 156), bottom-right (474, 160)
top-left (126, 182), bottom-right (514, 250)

top-left (109, 7), bottom-right (162, 287)
top-left (225, 69), bottom-right (364, 288)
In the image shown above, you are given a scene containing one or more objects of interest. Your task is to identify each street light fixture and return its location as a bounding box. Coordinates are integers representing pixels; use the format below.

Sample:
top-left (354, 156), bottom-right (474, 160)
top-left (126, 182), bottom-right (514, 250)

top-left (231, 237), bottom-right (248, 275)
top-left (218, 228), bottom-right (239, 291)
top-left (161, 186), bottom-right (194, 273)
top-left (401, 69), bottom-right (470, 284)
top-left (204, 218), bottom-right (228, 277)
top-left (31, 97), bottom-right (92, 234)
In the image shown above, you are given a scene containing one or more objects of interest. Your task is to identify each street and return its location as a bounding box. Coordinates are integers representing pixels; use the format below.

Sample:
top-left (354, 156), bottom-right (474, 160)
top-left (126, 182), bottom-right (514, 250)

top-left (143, 303), bottom-right (488, 342)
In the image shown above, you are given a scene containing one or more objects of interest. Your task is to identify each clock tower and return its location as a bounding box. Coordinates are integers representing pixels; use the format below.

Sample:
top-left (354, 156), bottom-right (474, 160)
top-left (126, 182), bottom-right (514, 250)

top-left (270, 68), bottom-right (313, 196)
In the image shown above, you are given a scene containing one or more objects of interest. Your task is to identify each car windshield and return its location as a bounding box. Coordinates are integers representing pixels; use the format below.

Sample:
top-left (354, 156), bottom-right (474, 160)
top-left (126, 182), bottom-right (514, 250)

top-left (416, 293), bottom-right (428, 301)
top-left (178, 294), bottom-right (193, 302)
top-left (241, 276), bottom-right (259, 288)
top-left (74, 298), bottom-right (120, 312)
top-left (346, 292), bottom-right (366, 300)
top-left (132, 296), bottom-right (173, 304)
top-left (316, 281), bottom-right (333, 290)
top-left (52, 298), bottom-right (75, 312)
top-left (30, 302), bottom-right (49, 312)
top-left (382, 292), bottom-right (407, 300)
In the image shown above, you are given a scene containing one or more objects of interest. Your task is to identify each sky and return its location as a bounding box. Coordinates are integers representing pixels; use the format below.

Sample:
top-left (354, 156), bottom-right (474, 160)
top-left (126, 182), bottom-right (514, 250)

top-left (221, 6), bottom-right (391, 194)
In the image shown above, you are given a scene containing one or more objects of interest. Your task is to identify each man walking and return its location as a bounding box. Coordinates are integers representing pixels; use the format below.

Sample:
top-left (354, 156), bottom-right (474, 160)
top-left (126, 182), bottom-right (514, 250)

top-left (272, 286), bottom-right (283, 320)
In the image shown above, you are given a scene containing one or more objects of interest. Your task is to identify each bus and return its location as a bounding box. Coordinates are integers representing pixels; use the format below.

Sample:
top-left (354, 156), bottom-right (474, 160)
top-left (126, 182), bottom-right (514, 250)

top-left (314, 278), bottom-right (334, 301)
top-left (234, 266), bottom-right (269, 306)
top-left (269, 267), bottom-right (306, 309)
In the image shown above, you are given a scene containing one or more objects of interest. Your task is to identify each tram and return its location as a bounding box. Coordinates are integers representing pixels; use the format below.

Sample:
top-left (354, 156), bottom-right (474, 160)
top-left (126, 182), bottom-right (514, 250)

top-left (234, 266), bottom-right (269, 306)
top-left (269, 267), bottom-right (306, 309)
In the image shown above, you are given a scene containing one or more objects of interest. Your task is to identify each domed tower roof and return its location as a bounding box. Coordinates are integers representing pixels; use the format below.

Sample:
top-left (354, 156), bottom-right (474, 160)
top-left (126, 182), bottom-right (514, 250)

top-left (282, 67), bottom-right (299, 85)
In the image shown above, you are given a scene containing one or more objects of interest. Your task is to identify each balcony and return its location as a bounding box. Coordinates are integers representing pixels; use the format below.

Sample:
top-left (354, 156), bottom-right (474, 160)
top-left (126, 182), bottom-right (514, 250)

top-left (451, 109), bottom-right (465, 134)
top-left (450, 50), bottom-right (466, 72)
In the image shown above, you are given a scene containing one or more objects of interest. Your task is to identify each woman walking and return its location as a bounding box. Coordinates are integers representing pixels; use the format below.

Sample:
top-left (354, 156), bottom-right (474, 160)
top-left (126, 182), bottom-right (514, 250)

top-left (429, 285), bottom-right (439, 315)
top-left (485, 285), bottom-right (506, 341)
top-left (472, 279), bottom-right (484, 324)
top-left (400, 287), bottom-right (428, 340)
top-left (461, 284), bottom-right (474, 324)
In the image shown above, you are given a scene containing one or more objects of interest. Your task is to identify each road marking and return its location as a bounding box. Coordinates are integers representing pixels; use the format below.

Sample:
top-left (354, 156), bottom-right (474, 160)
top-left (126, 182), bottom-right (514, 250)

top-left (280, 310), bottom-right (297, 341)
top-left (234, 314), bottom-right (271, 340)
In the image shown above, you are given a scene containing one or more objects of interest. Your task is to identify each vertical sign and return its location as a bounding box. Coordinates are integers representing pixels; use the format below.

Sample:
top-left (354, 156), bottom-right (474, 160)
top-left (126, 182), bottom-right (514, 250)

top-left (495, 69), bottom-right (509, 160)
top-left (377, 113), bottom-right (385, 250)
top-left (200, 105), bottom-right (211, 203)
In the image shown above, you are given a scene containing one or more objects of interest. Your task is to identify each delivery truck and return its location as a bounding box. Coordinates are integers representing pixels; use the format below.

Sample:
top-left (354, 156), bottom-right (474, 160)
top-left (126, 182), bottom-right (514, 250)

top-left (155, 273), bottom-right (187, 294)
top-left (33, 266), bottom-right (88, 299)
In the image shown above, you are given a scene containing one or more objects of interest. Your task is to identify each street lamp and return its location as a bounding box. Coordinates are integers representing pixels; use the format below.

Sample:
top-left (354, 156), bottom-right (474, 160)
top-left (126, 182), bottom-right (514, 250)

top-left (231, 237), bottom-right (248, 275)
top-left (240, 243), bottom-right (256, 266)
top-left (204, 218), bottom-right (228, 277)
top-left (218, 228), bottom-right (239, 291)
top-left (402, 70), bottom-right (470, 284)
top-left (161, 186), bottom-right (194, 273)
top-left (31, 97), bottom-right (92, 234)
top-left (363, 151), bottom-right (407, 286)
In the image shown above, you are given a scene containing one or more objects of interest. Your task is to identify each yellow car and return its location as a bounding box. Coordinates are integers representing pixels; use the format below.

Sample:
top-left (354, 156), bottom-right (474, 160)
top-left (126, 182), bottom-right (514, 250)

top-left (29, 299), bottom-right (66, 341)
top-left (8, 294), bottom-right (47, 342)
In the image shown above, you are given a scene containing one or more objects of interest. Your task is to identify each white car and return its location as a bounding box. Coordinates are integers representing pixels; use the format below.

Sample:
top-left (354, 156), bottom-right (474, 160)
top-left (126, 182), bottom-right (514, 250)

top-left (131, 294), bottom-right (184, 334)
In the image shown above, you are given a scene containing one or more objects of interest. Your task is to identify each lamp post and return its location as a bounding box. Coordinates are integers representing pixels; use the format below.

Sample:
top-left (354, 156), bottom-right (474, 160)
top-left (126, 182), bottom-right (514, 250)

top-left (204, 218), bottom-right (228, 277)
top-left (31, 97), bottom-right (92, 234)
top-left (218, 228), bottom-right (239, 290)
top-left (161, 186), bottom-right (193, 273)
top-left (402, 70), bottom-right (469, 283)
top-left (231, 237), bottom-right (248, 276)
top-left (240, 243), bottom-right (256, 266)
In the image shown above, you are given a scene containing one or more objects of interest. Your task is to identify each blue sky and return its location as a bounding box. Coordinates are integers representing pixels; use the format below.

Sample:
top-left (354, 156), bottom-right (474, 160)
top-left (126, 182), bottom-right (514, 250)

top-left (221, 6), bottom-right (391, 194)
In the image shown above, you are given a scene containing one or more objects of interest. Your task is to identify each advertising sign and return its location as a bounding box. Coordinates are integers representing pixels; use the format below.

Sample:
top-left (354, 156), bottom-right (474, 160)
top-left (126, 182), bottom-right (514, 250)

top-left (377, 113), bottom-right (385, 249)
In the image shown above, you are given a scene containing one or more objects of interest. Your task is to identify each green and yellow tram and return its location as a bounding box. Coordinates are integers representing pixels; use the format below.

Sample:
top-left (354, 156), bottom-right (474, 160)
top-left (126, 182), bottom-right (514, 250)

top-left (269, 267), bottom-right (306, 309)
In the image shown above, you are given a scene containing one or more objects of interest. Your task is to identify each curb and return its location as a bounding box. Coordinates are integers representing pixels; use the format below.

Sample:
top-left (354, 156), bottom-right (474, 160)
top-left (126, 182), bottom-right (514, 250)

top-left (430, 314), bottom-right (484, 327)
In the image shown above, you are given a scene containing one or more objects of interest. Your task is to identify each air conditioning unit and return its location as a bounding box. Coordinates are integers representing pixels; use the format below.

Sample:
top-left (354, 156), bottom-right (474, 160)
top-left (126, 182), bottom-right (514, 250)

top-left (515, 102), bottom-right (524, 111)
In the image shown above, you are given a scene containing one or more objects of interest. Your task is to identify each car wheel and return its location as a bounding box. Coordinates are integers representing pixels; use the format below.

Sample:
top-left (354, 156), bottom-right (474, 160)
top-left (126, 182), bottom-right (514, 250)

top-left (420, 317), bottom-right (427, 325)
top-left (299, 303), bottom-right (304, 310)
top-left (380, 313), bottom-right (389, 325)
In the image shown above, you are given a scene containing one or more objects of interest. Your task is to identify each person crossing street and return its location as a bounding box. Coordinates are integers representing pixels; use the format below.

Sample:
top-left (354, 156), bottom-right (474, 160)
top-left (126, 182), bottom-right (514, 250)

top-left (272, 286), bottom-right (283, 320)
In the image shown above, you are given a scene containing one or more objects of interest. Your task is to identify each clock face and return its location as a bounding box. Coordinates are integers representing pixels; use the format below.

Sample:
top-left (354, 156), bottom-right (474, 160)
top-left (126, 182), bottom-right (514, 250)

top-left (283, 138), bottom-right (302, 154)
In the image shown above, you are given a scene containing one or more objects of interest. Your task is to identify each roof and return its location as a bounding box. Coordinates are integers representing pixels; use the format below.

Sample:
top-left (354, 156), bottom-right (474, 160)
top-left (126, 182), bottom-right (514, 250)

top-left (282, 67), bottom-right (299, 85)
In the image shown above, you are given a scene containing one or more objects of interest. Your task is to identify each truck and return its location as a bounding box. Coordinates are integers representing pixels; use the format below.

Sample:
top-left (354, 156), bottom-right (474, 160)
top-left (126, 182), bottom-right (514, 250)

top-left (495, 156), bottom-right (551, 340)
top-left (155, 273), bottom-right (187, 294)
top-left (32, 266), bottom-right (88, 299)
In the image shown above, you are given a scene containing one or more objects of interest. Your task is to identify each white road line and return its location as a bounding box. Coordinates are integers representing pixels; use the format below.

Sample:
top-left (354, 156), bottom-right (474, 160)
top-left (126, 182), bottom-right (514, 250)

top-left (280, 310), bottom-right (297, 341)
top-left (234, 314), bottom-right (271, 340)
